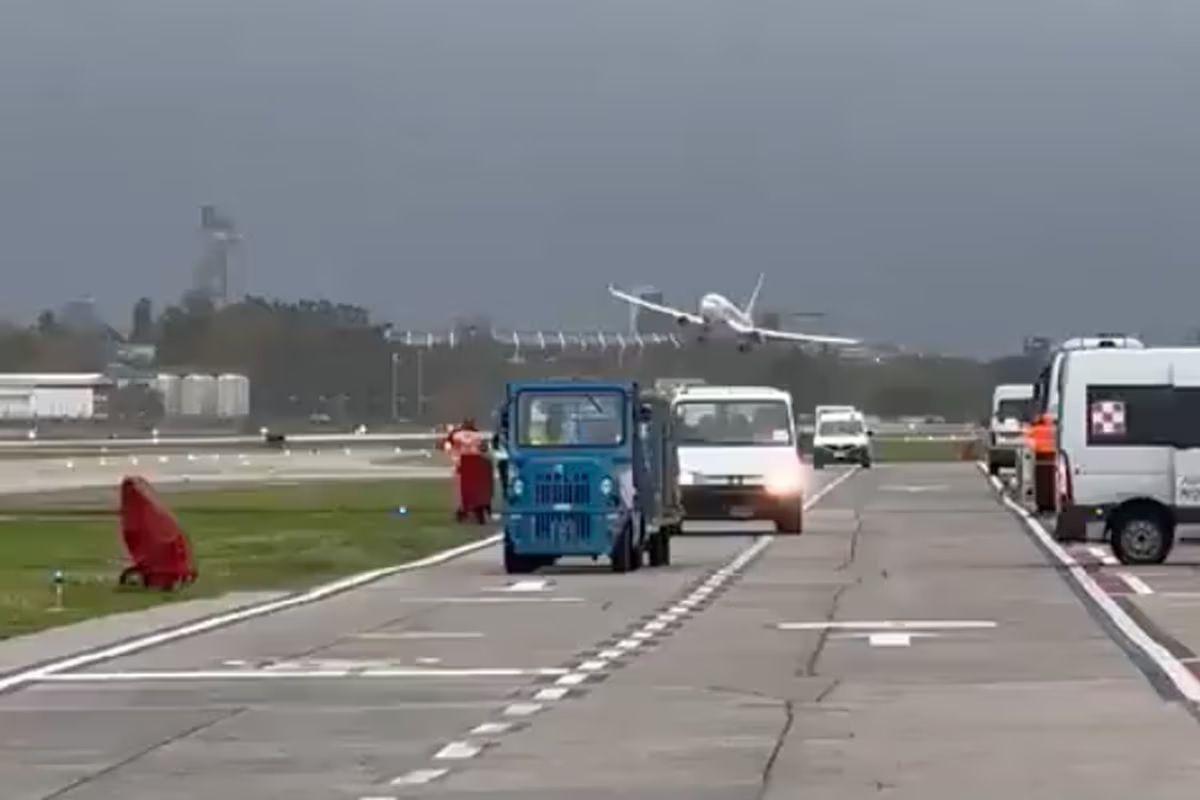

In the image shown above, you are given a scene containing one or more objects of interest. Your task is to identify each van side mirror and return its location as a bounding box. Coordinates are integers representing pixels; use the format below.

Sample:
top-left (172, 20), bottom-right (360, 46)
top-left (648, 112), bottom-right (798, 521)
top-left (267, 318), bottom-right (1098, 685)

top-left (638, 404), bottom-right (654, 423)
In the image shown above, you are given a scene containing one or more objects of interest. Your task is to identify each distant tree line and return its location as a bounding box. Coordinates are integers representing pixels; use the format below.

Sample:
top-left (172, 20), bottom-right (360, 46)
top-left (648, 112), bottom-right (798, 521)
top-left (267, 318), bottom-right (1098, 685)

top-left (0, 295), bottom-right (1048, 426)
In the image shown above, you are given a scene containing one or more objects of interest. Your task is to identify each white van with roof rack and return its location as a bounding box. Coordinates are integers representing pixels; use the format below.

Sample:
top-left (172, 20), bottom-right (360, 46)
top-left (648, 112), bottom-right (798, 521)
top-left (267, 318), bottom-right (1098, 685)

top-left (1054, 347), bottom-right (1200, 564)
top-left (671, 385), bottom-right (804, 533)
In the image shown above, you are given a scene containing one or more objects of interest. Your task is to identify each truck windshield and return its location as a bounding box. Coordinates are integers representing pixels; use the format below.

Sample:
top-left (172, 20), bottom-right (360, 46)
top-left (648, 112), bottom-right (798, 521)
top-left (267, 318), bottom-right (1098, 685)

top-left (517, 392), bottom-right (625, 447)
top-left (995, 399), bottom-right (1031, 422)
top-left (674, 400), bottom-right (792, 446)
top-left (819, 419), bottom-right (864, 437)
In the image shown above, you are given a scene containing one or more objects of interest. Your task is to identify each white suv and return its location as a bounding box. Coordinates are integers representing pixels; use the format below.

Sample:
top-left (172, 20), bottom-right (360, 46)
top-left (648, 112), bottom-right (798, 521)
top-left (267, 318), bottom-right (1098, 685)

top-left (671, 386), bottom-right (804, 533)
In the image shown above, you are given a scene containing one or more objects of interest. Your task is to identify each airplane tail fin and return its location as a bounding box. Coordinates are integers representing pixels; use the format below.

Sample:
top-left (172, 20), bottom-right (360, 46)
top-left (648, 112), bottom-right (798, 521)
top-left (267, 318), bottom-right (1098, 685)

top-left (743, 273), bottom-right (765, 318)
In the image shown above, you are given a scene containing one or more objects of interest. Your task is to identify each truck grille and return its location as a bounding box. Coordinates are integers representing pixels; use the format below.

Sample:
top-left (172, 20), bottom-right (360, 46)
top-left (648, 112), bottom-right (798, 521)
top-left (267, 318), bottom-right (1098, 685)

top-left (533, 512), bottom-right (593, 544)
top-left (533, 469), bottom-right (591, 506)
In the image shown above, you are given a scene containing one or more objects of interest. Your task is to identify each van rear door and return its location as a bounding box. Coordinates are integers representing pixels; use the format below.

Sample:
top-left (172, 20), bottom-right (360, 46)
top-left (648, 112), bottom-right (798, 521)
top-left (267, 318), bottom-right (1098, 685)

top-left (1170, 358), bottom-right (1200, 512)
top-left (1065, 353), bottom-right (1171, 506)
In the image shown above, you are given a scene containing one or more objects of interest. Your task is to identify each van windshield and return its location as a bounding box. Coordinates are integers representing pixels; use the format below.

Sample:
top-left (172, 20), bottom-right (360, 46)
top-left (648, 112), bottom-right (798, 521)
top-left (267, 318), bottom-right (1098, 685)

top-left (517, 392), bottom-right (625, 447)
top-left (995, 399), bottom-right (1031, 422)
top-left (675, 400), bottom-right (793, 446)
top-left (819, 419), bottom-right (864, 437)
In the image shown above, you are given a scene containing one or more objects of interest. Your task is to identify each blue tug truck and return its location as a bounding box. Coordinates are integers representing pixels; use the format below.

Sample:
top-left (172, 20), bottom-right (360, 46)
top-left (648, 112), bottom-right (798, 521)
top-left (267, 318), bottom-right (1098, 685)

top-left (496, 380), bottom-right (682, 574)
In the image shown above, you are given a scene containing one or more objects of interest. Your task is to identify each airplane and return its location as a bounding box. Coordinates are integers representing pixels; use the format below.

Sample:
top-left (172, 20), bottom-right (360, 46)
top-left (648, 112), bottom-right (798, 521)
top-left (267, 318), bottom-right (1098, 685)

top-left (607, 274), bottom-right (860, 351)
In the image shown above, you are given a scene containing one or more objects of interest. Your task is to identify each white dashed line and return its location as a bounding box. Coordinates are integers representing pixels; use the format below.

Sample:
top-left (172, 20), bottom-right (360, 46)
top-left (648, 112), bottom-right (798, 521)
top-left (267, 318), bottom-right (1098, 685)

top-left (1120, 572), bottom-right (1155, 596)
top-left (500, 579), bottom-right (551, 592)
top-left (469, 722), bottom-right (513, 735)
top-left (503, 703), bottom-right (543, 717)
top-left (534, 687), bottom-right (570, 701)
top-left (644, 621), bottom-right (668, 632)
top-left (777, 620), bottom-right (996, 631)
top-left (433, 741), bottom-right (482, 761)
top-left (389, 768), bottom-right (449, 786)
top-left (868, 632), bottom-right (914, 647)
top-left (353, 632), bottom-right (484, 640)
top-left (36, 666), bottom-right (568, 683)
top-left (555, 673), bottom-right (588, 686)
top-left (597, 649), bottom-right (623, 660)
top-left (630, 631), bottom-right (654, 640)
top-left (577, 660), bottom-right (607, 672)
top-left (1088, 546), bottom-right (1120, 566)
top-left (615, 640), bottom-right (641, 650)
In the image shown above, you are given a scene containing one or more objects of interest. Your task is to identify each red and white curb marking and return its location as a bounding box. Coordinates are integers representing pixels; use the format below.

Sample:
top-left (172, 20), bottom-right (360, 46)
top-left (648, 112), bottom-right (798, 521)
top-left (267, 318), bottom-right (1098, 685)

top-left (980, 464), bottom-right (1200, 704)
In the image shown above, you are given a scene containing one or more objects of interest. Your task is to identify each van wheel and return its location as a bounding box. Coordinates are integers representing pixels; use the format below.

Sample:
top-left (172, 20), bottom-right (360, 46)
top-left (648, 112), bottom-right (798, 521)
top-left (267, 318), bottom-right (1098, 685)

top-left (611, 521), bottom-right (635, 573)
top-left (648, 530), bottom-right (672, 567)
top-left (1111, 513), bottom-right (1174, 566)
top-left (987, 458), bottom-right (999, 476)
top-left (776, 503), bottom-right (803, 535)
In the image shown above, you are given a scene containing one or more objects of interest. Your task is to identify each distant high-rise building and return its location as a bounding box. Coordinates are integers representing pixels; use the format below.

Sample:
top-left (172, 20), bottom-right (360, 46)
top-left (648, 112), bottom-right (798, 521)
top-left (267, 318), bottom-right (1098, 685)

top-left (192, 205), bottom-right (240, 306)
top-left (629, 286), bottom-right (674, 335)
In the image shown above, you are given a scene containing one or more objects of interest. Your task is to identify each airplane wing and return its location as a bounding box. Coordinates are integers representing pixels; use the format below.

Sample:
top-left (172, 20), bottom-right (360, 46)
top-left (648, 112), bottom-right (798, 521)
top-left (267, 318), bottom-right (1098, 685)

top-left (607, 285), bottom-right (704, 325)
top-left (727, 318), bottom-right (860, 346)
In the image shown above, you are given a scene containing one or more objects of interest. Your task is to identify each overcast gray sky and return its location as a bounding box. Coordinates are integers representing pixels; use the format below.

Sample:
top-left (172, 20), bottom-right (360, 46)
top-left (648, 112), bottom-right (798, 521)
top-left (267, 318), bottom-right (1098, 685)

top-left (3, 0), bottom-right (1200, 355)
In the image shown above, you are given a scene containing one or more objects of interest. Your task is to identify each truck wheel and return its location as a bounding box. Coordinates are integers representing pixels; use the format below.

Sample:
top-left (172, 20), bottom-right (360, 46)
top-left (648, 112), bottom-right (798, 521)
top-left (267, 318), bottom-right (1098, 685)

top-left (776, 503), bottom-right (803, 535)
top-left (504, 543), bottom-right (537, 575)
top-left (860, 456), bottom-right (872, 469)
top-left (648, 531), bottom-right (672, 567)
top-left (813, 457), bottom-right (825, 471)
top-left (1111, 513), bottom-right (1174, 566)
top-left (987, 457), bottom-right (999, 476)
top-left (611, 522), bottom-right (635, 573)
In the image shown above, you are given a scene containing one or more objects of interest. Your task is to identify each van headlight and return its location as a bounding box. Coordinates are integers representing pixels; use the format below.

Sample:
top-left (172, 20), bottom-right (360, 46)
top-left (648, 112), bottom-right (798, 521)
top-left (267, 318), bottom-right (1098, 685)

top-left (510, 477), bottom-right (525, 497)
top-left (599, 476), bottom-right (614, 496)
top-left (765, 470), bottom-right (802, 496)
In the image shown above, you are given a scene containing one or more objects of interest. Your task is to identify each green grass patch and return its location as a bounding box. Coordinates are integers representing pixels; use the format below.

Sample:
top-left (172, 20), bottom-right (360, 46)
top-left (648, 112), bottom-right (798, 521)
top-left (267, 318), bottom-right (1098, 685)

top-left (0, 480), bottom-right (486, 640)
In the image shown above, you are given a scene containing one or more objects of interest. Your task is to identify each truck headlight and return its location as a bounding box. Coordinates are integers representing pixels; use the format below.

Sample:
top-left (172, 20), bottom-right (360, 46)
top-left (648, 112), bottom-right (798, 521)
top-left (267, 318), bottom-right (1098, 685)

top-left (765, 470), bottom-right (802, 496)
top-left (510, 477), bottom-right (525, 497)
top-left (599, 477), bottom-right (614, 496)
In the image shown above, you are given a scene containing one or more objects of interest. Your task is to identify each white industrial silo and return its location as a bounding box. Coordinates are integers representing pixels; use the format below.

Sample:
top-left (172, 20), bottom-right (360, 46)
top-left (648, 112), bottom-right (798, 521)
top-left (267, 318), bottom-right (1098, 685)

top-left (217, 374), bottom-right (250, 418)
top-left (154, 374), bottom-right (182, 417)
top-left (181, 374), bottom-right (218, 417)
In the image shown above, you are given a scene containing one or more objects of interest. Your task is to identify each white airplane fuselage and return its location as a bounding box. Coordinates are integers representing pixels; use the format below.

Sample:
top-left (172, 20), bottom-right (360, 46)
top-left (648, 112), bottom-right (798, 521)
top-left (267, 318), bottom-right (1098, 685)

top-left (698, 293), bottom-right (752, 330)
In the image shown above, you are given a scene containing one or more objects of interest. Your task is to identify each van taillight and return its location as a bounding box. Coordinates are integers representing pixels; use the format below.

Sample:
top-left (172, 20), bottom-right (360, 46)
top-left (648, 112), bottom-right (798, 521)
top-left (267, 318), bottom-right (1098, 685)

top-left (1056, 451), bottom-right (1073, 509)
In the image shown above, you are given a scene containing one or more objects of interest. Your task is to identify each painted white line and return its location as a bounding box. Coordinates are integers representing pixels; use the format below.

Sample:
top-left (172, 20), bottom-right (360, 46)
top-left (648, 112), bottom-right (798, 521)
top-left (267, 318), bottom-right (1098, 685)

top-left (469, 721), bottom-right (512, 735)
top-left (415, 657), bottom-right (442, 665)
top-left (222, 659), bottom-right (249, 667)
top-left (668, 605), bottom-right (690, 615)
top-left (434, 741), bottom-right (482, 760)
top-left (555, 672), bottom-right (588, 686)
top-left (644, 621), bottom-right (668, 632)
top-left (597, 649), bottom-right (623, 660)
top-left (0, 534), bottom-right (502, 694)
top-left (656, 613), bottom-right (681, 623)
top-left (868, 632), bottom-right (913, 647)
top-left (353, 632), bottom-right (484, 640)
top-left (37, 666), bottom-right (568, 683)
top-left (630, 630), bottom-right (655, 640)
top-left (389, 597), bottom-right (584, 604)
top-left (534, 687), bottom-right (570, 701)
top-left (1088, 546), bottom-right (1120, 566)
top-left (390, 768), bottom-right (449, 786)
top-left (979, 462), bottom-right (1200, 703)
top-left (1120, 572), bottom-right (1155, 596)
top-left (360, 795), bottom-right (397, 800)
top-left (615, 639), bottom-right (642, 650)
top-left (503, 702), bottom-right (543, 716)
top-left (497, 579), bottom-right (550, 593)
top-left (577, 660), bottom-right (608, 672)
top-left (777, 621), bottom-right (996, 631)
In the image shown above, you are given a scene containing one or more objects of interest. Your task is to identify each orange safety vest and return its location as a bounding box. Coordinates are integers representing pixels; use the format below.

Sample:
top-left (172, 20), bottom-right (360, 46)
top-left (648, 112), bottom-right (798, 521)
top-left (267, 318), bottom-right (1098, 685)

top-left (1027, 415), bottom-right (1055, 458)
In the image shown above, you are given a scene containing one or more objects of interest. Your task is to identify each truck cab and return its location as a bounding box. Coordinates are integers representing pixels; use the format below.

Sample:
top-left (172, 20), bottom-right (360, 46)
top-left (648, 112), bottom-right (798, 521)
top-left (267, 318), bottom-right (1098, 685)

top-left (499, 380), bottom-right (681, 574)
top-left (671, 385), bottom-right (804, 533)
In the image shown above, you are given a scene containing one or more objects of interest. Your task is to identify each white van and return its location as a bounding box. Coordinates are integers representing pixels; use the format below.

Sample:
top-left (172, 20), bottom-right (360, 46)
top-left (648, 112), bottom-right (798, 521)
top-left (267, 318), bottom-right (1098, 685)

top-left (1055, 347), bottom-right (1200, 564)
top-left (812, 410), bottom-right (872, 469)
top-left (671, 385), bottom-right (804, 533)
top-left (987, 384), bottom-right (1033, 475)
top-left (1031, 334), bottom-right (1145, 428)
